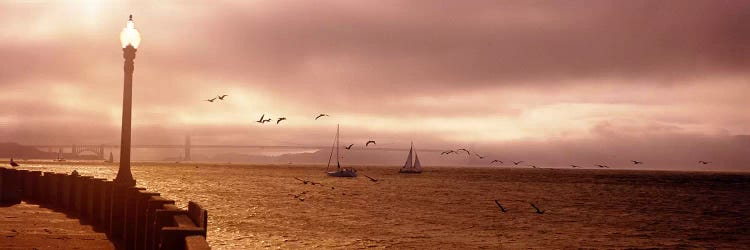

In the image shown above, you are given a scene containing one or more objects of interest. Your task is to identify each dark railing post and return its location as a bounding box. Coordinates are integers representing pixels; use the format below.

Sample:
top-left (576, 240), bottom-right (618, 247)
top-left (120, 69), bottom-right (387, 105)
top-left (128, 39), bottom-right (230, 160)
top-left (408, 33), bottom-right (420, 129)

top-left (134, 191), bottom-right (159, 250)
top-left (123, 187), bottom-right (146, 249)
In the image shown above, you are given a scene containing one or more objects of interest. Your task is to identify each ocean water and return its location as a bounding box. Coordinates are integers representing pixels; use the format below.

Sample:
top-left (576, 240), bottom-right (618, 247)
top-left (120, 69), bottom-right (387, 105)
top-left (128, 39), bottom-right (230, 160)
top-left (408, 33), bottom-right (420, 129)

top-left (13, 162), bottom-right (750, 249)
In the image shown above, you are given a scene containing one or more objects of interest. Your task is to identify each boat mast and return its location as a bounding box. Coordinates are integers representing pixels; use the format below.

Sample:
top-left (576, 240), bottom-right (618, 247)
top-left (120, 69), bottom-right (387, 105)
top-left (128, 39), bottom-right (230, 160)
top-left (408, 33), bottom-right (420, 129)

top-left (336, 124), bottom-right (340, 169)
top-left (327, 124), bottom-right (337, 171)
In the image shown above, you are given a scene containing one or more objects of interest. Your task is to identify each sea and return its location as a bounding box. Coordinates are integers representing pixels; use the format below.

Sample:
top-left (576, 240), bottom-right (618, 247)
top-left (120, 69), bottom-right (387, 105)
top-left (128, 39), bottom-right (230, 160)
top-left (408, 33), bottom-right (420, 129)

top-left (11, 162), bottom-right (750, 249)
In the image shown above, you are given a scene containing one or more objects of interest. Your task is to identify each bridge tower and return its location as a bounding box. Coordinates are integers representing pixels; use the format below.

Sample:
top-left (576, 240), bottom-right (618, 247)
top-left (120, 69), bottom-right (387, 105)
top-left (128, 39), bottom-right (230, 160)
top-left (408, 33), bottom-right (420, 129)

top-left (184, 135), bottom-right (192, 161)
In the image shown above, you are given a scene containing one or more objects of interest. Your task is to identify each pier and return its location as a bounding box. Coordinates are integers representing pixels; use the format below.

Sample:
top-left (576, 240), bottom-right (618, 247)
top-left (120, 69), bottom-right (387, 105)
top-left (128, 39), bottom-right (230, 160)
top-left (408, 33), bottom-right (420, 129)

top-left (0, 167), bottom-right (211, 249)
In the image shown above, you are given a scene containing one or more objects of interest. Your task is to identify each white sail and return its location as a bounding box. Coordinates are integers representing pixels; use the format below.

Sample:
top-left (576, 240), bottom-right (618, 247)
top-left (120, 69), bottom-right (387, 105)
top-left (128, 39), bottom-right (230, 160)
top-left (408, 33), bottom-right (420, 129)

top-left (403, 144), bottom-right (413, 169)
top-left (414, 150), bottom-right (421, 170)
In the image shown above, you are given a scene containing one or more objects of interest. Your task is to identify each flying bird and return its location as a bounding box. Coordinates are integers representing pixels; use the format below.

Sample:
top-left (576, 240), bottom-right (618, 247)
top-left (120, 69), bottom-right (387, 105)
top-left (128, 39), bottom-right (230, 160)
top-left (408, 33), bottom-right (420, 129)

top-left (345, 144), bottom-right (354, 150)
top-left (217, 94), bottom-right (228, 100)
top-left (698, 161), bottom-right (711, 165)
top-left (293, 177), bottom-right (309, 184)
top-left (276, 117), bottom-right (286, 124)
top-left (457, 148), bottom-right (471, 155)
top-left (474, 153), bottom-right (485, 159)
top-left (570, 165), bottom-right (580, 168)
top-left (204, 97), bottom-right (217, 102)
top-left (366, 140), bottom-right (376, 147)
top-left (494, 200), bottom-right (507, 213)
top-left (530, 165), bottom-right (539, 168)
top-left (512, 161), bottom-right (524, 165)
top-left (490, 160), bottom-right (503, 164)
top-left (441, 150), bottom-right (456, 155)
top-left (595, 164), bottom-right (609, 168)
top-left (315, 114), bottom-right (329, 120)
top-left (631, 160), bottom-right (643, 165)
top-left (262, 118), bottom-right (272, 123)
top-left (530, 203), bottom-right (545, 214)
top-left (256, 114), bottom-right (266, 123)
top-left (363, 174), bottom-right (379, 183)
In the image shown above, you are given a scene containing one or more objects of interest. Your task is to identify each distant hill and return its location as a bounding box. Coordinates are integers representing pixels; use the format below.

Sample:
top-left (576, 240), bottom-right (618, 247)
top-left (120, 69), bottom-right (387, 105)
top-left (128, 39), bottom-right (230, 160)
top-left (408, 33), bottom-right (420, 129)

top-left (0, 142), bottom-right (55, 159)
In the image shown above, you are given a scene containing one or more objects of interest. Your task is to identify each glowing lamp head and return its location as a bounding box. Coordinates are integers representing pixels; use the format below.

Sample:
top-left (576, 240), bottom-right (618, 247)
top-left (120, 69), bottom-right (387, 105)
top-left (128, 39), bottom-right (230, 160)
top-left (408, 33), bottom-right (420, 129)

top-left (120, 15), bottom-right (141, 48)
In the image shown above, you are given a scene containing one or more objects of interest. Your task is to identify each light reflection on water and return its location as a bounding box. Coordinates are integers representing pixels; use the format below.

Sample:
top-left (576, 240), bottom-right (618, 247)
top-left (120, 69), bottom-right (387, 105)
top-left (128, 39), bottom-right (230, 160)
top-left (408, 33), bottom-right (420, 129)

top-left (14, 161), bottom-right (750, 249)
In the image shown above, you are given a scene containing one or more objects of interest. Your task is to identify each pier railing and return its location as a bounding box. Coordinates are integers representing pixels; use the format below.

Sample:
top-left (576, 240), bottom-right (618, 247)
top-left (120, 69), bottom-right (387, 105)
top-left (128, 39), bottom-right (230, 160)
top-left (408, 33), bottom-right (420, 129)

top-left (0, 167), bottom-right (210, 250)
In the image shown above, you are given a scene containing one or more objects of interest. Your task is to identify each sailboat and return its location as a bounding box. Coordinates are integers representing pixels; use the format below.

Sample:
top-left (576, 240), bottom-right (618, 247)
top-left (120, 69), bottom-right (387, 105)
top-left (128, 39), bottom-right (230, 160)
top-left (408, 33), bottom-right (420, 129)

top-left (54, 150), bottom-right (66, 162)
top-left (326, 124), bottom-right (357, 177)
top-left (399, 142), bottom-right (423, 174)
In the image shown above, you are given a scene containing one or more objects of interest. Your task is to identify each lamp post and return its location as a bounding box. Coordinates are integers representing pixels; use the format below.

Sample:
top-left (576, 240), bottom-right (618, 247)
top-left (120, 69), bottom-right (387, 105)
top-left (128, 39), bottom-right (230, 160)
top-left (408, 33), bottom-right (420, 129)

top-left (115, 15), bottom-right (141, 187)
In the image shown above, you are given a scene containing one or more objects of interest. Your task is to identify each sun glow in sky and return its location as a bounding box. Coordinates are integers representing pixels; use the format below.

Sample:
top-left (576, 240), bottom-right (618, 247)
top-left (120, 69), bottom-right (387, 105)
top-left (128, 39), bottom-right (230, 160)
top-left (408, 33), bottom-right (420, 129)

top-left (1, 1), bottom-right (749, 168)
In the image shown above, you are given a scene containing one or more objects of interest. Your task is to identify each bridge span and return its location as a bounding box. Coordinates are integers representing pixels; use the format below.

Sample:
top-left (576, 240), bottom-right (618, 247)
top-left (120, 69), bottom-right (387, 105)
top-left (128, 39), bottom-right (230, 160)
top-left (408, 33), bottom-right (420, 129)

top-left (29, 142), bottom-right (443, 160)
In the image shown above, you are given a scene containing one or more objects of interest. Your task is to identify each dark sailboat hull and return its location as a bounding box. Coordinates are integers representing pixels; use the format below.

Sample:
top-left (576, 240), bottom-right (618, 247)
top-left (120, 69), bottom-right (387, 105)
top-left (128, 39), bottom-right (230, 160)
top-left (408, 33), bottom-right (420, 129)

top-left (327, 170), bottom-right (358, 177)
top-left (399, 168), bottom-right (422, 174)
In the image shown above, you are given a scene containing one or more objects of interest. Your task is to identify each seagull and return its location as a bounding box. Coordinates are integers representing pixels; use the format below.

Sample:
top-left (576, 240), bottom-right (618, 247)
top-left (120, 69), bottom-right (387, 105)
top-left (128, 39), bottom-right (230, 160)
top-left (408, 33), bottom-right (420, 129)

top-left (441, 150), bottom-right (455, 155)
top-left (631, 160), bottom-right (643, 165)
top-left (512, 161), bottom-right (524, 165)
top-left (698, 161), bottom-right (711, 165)
top-left (474, 153), bottom-right (485, 159)
top-left (457, 148), bottom-right (471, 155)
top-left (256, 114), bottom-right (266, 123)
top-left (217, 94), bottom-right (228, 100)
top-left (204, 97), bottom-right (217, 102)
top-left (490, 160), bottom-right (503, 164)
top-left (315, 114), bottom-right (329, 120)
top-left (530, 203), bottom-right (545, 214)
top-left (9, 158), bottom-right (19, 167)
top-left (345, 144), bottom-right (354, 150)
top-left (493, 200), bottom-right (507, 213)
top-left (366, 140), bottom-right (376, 147)
top-left (570, 165), bottom-right (580, 168)
top-left (363, 174), bottom-right (379, 183)
top-left (293, 177), bottom-right (310, 184)
top-left (595, 164), bottom-right (609, 168)
top-left (262, 118), bottom-right (272, 123)
top-left (290, 193), bottom-right (306, 201)
top-left (276, 117), bottom-right (286, 124)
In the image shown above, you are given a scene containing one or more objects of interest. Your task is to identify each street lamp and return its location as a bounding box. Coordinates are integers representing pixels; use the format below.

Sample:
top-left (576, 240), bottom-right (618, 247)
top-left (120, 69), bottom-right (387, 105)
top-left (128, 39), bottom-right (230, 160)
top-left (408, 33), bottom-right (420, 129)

top-left (115, 15), bottom-right (140, 187)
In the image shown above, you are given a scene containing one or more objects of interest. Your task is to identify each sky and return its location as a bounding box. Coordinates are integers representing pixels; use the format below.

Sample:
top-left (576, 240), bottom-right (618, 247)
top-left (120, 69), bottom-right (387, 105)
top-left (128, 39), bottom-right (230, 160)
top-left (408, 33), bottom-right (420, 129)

top-left (0, 1), bottom-right (749, 169)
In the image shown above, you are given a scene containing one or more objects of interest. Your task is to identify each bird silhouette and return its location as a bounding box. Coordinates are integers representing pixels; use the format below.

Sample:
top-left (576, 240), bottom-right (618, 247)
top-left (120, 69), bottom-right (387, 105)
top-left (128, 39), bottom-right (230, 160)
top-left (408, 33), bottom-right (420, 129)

top-left (490, 160), bottom-right (503, 164)
top-left (530, 165), bottom-right (539, 168)
top-left (530, 203), bottom-right (545, 214)
top-left (570, 165), bottom-right (580, 168)
top-left (441, 150), bottom-right (455, 155)
top-left (457, 148), bottom-right (471, 155)
top-left (494, 200), bottom-right (507, 213)
top-left (345, 144), bottom-right (354, 150)
top-left (9, 158), bottom-right (19, 167)
top-left (595, 164), bottom-right (609, 168)
top-left (204, 97), bottom-right (217, 102)
top-left (366, 140), bottom-right (376, 147)
top-left (474, 153), bottom-right (485, 159)
top-left (256, 114), bottom-right (266, 123)
top-left (217, 94), bottom-right (228, 100)
top-left (698, 161), bottom-right (711, 165)
top-left (277, 117), bottom-right (286, 124)
top-left (363, 174), bottom-right (379, 183)
top-left (315, 114), bottom-right (329, 120)
top-left (262, 118), bottom-right (271, 123)
top-left (513, 161), bottom-right (524, 165)
top-left (293, 177), bottom-right (309, 184)
top-left (631, 160), bottom-right (643, 165)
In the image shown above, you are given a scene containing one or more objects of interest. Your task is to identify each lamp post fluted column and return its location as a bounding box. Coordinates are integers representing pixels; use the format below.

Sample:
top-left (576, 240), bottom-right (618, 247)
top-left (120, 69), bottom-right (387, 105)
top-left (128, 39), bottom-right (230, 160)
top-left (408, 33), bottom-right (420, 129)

top-left (115, 44), bottom-right (137, 187)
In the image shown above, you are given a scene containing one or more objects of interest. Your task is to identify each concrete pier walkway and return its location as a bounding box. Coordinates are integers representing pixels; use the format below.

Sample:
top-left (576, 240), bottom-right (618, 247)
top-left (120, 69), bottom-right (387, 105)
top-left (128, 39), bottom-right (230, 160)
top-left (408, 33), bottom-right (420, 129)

top-left (0, 202), bottom-right (114, 249)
